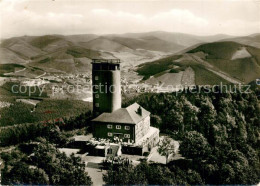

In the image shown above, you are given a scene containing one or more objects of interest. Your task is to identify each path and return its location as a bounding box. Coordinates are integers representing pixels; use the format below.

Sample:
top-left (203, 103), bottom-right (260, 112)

top-left (58, 148), bottom-right (105, 186)
top-left (4, 68), bottom-right (26, 76)
top-left (206, 68), bottom-right (242, 84)
top-left (35, 72), bottom-right (46, 78)
top-left (85, 166), bottom-right (105, 186)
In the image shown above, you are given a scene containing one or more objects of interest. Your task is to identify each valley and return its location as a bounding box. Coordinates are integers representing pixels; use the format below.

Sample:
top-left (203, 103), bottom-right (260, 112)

top-left (0, 31), bottom-right (259, 127)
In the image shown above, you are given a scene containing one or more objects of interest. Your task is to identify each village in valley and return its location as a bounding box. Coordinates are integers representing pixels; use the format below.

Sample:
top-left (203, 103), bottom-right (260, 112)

top-left (0, 59), bottom-right (181, 185)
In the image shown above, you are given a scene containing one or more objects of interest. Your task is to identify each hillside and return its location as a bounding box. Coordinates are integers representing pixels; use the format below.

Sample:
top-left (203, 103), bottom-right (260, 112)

top-left (188, 41), bottom-right (260, 83)
top-left (0, 32), bottom-right (259, 76)
top-left (112, 31), bottom-right (232, 47)
top-left (104, 35), bottom-right (185, 52)
top-left (137, 41), bottom-right (260, 85)
top-left (80, 37), bottom-right (134, 52)
top-left (0, 35), bottom-right (107, 73)
top-left (1, 37), bottom-right (45, 61)
top-left (1, 32), bottom-right (189, 74)
top-left (221, 34), bottom-right (260, 48)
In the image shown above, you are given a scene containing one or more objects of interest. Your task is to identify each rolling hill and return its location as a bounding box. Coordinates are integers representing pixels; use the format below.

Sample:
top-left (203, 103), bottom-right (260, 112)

top-left (80, 37), bottom-right (134, 52)
top-left (221, 33), bottom-right (260, 48)
top-left (0, 31), bottom-right (198, 73)
top-left (103, 35), bottom-right (185, 52)
top-left (137, 41), bottom-right (260, 85)
top-left (0, 31), bottom-right (259, 77)
top-left (109, 31), bottom-right (232, 47)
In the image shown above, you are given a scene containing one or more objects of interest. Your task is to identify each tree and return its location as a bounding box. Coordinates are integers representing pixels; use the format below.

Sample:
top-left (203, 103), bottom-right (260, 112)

top-left (103, 161), bottom-right (175, 185)
top-left (157, 136), bottom-right (176, 164)
top-left (3, 162), bottom-right (49, 185)
top-left (183, 100), bottom-right (199, 131)
top-left (150, 114), bottom-right (162, 128)
top-left (179, 131), bottom-right (211, 162)
top-left (145, 164), bottom-right (175, 184)
top-left (33, 141), bottom-right (92, 185)
top-left (103, 164), bottom-right (147, 185)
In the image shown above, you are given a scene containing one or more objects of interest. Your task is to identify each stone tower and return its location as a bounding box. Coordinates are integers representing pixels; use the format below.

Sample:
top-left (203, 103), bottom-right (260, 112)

top-left (92, 59), bottom-right (121, 116)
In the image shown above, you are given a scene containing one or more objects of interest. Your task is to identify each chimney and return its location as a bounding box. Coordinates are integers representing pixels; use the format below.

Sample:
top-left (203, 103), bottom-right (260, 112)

top-left (137, 106), bottom-right (142, 116)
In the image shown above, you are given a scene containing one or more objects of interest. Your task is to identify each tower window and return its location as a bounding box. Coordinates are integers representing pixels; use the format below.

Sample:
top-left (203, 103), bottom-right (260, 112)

top-left (107, 124), bottom-right (112, 129)
top-left (95, 103), bottom-right (99, 107)
top-left (108, 132), bottom-right (113, 137)
top-left (116, 125), bottom-right (121, 129)
top-left (124, 134), bottom-right (130, 138)
top-left (95, 76), bottom-right (99, 80)
top-left (125, 126), bottom-right (130, 130)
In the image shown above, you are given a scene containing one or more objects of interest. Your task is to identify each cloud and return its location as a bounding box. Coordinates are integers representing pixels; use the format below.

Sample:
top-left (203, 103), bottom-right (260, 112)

top-left (0, 0), bottom-right (259, 38)
top-left (152, 9), bottom-right (208, 26)
top-left (88, 8), bottom-right (209, 34)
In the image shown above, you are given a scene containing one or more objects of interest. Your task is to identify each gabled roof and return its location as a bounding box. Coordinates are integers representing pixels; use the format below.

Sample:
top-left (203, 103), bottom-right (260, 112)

top-left (92, 103), bottom-right (150, 124)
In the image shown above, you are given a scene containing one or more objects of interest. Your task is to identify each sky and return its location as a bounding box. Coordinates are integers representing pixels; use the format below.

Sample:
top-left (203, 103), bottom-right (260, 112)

top-left (0, 0), bottom-right (260, 39)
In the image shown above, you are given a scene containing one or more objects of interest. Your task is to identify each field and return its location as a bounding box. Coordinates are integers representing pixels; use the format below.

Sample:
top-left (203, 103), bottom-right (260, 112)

top-left (207, 58), bottom-right (260, 83)
top-left (188, 41), bottom-right (243, 59)
top-left (0, 81), bottom-right (48, 98)
top-left (0, 99), bottom-right (92, 127)
top-left (136, 41), bottom-right (260, 85)
top-left (136, 55), bottom-right (182, 80)
top-left (191, 65), bottom-right (230, 85)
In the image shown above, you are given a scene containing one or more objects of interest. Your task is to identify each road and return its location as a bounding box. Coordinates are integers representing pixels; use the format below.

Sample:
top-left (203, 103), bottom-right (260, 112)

top-left (4, 68), bottom-right (26, 75)
top-left (35, 72), bottom-right (46, 78)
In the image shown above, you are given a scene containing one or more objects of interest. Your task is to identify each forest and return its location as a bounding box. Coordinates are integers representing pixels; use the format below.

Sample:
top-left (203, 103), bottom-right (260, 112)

top-left (112, 88), bottom-right (260, 184)
top-left (1, 87), bottom-right (259, 184)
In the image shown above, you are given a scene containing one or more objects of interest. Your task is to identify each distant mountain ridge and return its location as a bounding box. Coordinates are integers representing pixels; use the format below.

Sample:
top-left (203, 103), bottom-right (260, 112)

top-left (0, 31), bottom-right (259, 78)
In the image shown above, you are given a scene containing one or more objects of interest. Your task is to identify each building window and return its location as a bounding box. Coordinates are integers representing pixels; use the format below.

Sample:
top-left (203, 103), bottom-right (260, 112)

top-left (107, 124), bottom-right (112, 129)
top-left (124, 134), bottom-right (130, 138)
top-left (107, 148), bottom-right (112, 154)
top-left (95, 94), bottom-right (99, 98)
top-left (116, 125), bottom-right (121, 129)
top-left (95, 76), bottom-right (99, 80)
top-left (95, 103), bottom-right (99, 107)
top-left (108, 132), bottom-right (113, 137)
top-left (125, 126), bottom-right (130, 130)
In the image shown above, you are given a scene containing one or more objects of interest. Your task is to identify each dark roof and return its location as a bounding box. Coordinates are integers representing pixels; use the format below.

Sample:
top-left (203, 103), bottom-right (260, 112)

top-left (92, 103), bottom-right (150, 124)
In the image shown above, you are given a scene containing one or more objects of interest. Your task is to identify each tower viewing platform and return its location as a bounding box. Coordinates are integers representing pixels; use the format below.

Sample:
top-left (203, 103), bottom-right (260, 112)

top-left (92, 59), bottom-right (120, 64)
